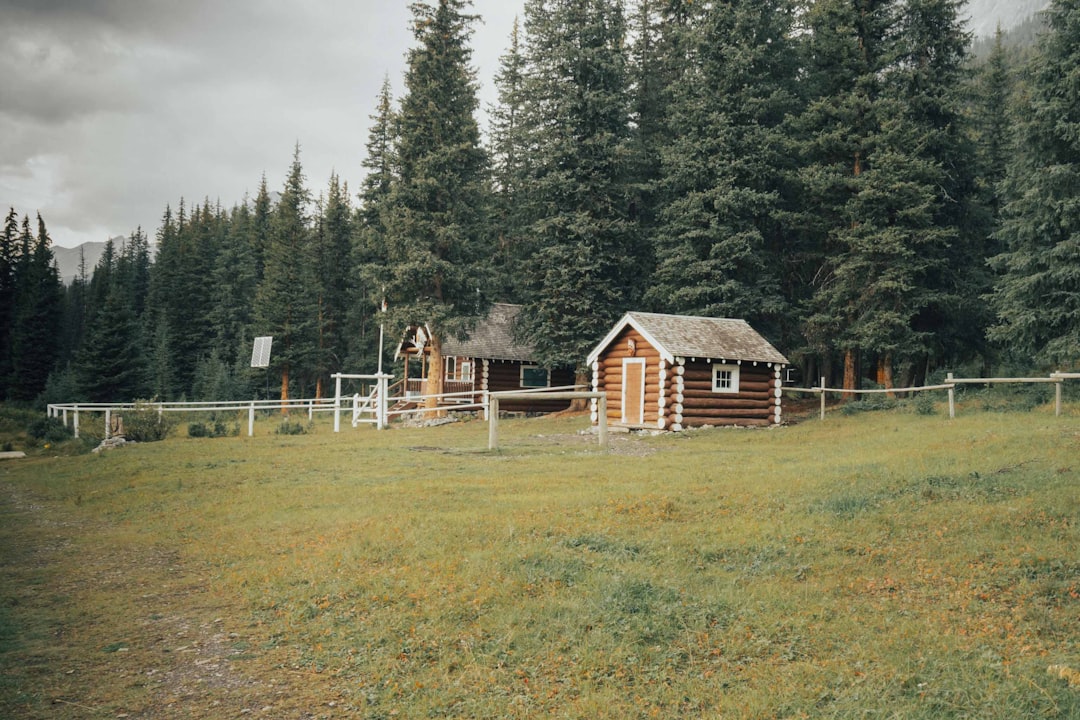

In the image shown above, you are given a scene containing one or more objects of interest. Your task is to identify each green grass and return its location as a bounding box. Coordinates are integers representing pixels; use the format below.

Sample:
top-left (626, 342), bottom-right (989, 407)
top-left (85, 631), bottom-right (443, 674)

top-left (1, 407), bottom-right (1078, 718)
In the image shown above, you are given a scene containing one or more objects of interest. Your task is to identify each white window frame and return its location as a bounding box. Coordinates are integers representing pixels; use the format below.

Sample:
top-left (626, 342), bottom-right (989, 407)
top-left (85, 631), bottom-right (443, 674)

top-left (712, 363), bottom-right (740, 394)
top-left (520, 365), bottom-right (551, 388)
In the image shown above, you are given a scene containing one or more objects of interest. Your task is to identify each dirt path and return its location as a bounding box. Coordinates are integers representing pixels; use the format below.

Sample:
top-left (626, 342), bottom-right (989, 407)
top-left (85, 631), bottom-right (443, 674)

top-left (0, 481), bottom-right (334, 719)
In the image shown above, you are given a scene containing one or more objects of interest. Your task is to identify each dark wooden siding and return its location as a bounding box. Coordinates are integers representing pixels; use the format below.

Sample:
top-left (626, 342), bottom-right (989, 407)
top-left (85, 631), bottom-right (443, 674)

top-left (483, 360), bottom-right (574, 413)
top-left (676, 360), bottom-right (781, 428)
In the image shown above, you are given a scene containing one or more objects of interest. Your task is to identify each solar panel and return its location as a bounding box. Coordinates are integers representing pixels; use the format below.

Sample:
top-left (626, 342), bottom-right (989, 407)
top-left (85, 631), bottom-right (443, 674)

top-left (251, 336), bottom-right (273, 368)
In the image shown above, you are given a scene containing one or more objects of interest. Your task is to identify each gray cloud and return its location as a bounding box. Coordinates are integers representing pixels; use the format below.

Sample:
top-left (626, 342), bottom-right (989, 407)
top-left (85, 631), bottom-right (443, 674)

top-left (0, 0), bottom-right (524, 246)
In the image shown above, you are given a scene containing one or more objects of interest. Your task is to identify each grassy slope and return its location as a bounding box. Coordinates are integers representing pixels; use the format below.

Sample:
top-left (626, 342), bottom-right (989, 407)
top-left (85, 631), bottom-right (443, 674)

top-left (1, 407), bottom-right (1078, 719)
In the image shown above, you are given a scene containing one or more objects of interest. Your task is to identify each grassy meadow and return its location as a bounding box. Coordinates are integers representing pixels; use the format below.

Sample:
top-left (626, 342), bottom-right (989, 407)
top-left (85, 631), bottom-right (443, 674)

top-left (1, 400), bottom-right (1078, 718)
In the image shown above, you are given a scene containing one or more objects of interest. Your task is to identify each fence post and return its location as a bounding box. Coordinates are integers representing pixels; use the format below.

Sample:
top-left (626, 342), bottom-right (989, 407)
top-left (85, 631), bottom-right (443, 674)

top-left (820, 377), bottom-right (826, 421)
top-left (1055, 375), bottom-right (1063, 417)
top-left (488, 396), bottom-right (500, 450)
top-left (333, 374), bottom-right (342, 433)
top-left (377, 375), bottom-right (388, 431)
top-left (248, 402), bottom-right (255, 437)
top-left (105, 408), bottom-right (111, 440)
top-left (947, 372), bottom-right (955, 419)
top-left (73, 407), bottom-right (79, 439)
top-left (597, 394), bottom-right (608, 448)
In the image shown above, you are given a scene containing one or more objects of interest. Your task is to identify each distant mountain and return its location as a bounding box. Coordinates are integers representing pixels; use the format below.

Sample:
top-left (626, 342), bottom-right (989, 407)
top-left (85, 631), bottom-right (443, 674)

top-left (52, 237), bottom-right (156, 285)
top-left (965, 0), bottom-right (1049, 39)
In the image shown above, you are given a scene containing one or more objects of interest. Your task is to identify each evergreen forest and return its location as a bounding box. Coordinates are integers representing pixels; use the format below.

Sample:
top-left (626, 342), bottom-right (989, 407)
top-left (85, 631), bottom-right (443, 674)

top-left (2, 0), bottom-right (1078, 407)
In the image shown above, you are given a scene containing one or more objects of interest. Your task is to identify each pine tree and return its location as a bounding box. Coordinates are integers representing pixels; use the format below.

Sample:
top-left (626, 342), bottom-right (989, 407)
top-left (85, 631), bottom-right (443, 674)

top-left (255, 145), bottom-right (318, 407)
top-left (74, 239), bottom-right (145, 402)
top-left (515, 0), bottom-right (644, 378)
top-left (644, 0), bottom-right (798, 338)
top-left (0, 208), bottom-right (19, 398)
top-left (488, 16), bottom-right (532, 301)
top-left (990, 0), bottom-right (1080, 366)
top-left (8, 213), bottom-right (63, 402)
top-left (794, 0), bottom-right (980, 390)
top-left (351, 77), bottom-right (398, 374)
top-left (311, 173), bottom-right (353, 394)
top-left (208, 200), bottom-right (259, 375)
top-left (378, 0), bottom-right (492, 404)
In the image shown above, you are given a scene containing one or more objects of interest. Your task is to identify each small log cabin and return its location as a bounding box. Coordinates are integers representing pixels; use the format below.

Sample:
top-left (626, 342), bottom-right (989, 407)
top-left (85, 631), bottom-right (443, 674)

top-left (587, 312), bottom-right (789, 431)
top-left (395, 303), bottom-right (575, 413)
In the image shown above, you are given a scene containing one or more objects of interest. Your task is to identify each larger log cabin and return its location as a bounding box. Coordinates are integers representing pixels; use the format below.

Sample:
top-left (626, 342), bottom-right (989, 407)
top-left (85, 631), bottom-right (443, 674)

top-left (587, 312), bottom-right (789, 431)
top-left (395, 303), bottom-right (575, 413)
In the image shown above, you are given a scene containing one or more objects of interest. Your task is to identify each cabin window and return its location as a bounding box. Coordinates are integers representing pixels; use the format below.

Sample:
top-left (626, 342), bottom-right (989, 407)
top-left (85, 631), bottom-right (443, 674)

top-left (444, 357), bottom-right (474, 382)
top-left (712, 363), bottom-right (740, 393)
top-left (521, 365), bottom-right (550, 388)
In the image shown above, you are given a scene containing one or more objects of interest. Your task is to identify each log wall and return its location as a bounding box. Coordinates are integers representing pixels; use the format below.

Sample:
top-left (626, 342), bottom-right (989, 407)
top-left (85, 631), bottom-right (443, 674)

top-left (592, 331), bottom-right (786, 432)
top-left (483, 360), bottom-right (575, 413)
top-left (673, 359), bottom-right (783, 429)
top-left (592, 327), bottom-right (664, 428)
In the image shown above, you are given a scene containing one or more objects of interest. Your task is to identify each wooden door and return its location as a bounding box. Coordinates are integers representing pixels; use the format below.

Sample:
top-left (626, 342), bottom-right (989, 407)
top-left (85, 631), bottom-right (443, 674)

top-left (622, 358), bottom-right (646, 425)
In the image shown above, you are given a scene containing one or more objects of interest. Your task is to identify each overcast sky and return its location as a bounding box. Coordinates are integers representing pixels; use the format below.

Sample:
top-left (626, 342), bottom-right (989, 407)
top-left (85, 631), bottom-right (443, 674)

top-left (1, 0), bottom-right (525, 248)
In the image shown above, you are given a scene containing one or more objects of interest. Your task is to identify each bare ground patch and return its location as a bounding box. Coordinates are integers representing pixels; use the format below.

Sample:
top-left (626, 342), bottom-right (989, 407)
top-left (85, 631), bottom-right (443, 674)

top-left (0, 481), bottom-right (337, 719)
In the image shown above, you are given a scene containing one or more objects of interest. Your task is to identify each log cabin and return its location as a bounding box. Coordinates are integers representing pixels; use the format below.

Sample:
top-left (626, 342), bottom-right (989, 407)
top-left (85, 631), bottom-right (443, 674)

top-left (587, 312), bottom-right (789, 431)
top-left (395, 303), bottom-right (576, 413)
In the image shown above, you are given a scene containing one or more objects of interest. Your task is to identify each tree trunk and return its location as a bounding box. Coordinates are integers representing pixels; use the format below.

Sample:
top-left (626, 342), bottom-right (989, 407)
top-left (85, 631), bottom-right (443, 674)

top-left (569, 369), bottom-right (590, 412)
top-left (879, 353), bottom-right (895, 399)
top-left (425, 332), bottom-right (445, 418)
top-left (280, 364), bottom-right (290, 416)
top-left (843, 349), bottom-right (857, 400)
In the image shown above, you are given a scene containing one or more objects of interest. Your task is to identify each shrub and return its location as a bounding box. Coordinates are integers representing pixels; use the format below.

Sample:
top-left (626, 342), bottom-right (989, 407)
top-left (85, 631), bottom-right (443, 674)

top-left (27, 416), bottom-right (73, 443)
top-left (188, 420), bottom-right (238, 438)
top-left (912, 393), bottom-right (937, 415)
top-left (122, 402), bottom-right (176, 442)
top-left (275, 418), bottom-right (309, 435)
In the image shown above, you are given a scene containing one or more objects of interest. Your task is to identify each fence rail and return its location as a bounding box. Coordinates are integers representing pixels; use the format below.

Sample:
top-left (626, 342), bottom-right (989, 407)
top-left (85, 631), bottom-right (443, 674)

top-left (784, 371), bottom-right (1076, 420)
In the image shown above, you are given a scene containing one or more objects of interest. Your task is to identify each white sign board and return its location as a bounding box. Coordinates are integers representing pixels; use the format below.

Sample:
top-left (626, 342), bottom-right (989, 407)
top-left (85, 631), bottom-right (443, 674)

top-left (251, 336), bottom-right (273, 368)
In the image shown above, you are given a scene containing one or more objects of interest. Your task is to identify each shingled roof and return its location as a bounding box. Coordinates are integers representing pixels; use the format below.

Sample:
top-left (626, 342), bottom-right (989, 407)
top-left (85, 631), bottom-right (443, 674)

top-left (587, 312), bottom-right (788, 366)
top-left (443, 303), bottom-right (536, 362)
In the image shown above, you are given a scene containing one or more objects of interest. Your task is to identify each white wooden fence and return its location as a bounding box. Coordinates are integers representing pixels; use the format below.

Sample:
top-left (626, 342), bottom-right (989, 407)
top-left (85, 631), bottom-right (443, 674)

top-left (785, 371), bottom-right (1079, 420)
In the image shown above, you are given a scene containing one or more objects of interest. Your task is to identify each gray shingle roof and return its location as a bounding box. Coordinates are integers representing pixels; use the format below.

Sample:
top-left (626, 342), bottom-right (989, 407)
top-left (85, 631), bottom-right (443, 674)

top-left (591, 312), bottom-right (788, 365)
top-left (443, 303), bottom-right (536, 361)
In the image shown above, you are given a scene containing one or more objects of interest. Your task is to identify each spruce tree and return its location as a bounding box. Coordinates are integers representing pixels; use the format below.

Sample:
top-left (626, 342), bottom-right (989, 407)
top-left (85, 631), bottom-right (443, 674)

top-left (378, 0), bottom-right (492, 404)
top-left (74, 239), bottom-right (145, 402)
top-left (0, 208), bottom-right (18, 398)
top-left (515, 0), bottom-right (644, 377)
top-left (488, 16), bottom-right (532, 302)
top-left (255, 145), bottom-right (318, 406)
top-left (990, 0), bottom-right (1080, 366)
top-left (351, 77), bottom-right (398, 374)
top-left (311, 173), bottom-right (353, 394)
top-left (8, 213), bottom-right (63, 402)
top-left (644, 0), bottom-right (797, 339)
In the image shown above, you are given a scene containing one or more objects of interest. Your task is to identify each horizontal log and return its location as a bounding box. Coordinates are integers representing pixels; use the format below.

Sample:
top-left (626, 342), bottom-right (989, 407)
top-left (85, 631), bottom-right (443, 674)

top-left (682, 389), bottom-right (773, 402)
top-left (680, 397), bottom-right (773, 410)
top-left (601, 350), bottom-right (661, 362)
top-left (684, 417), bottom-right (773, 428)
top-left (683, 407), bottom-right (774, 418)
top-left (681, 379), bottom-right (774, 393)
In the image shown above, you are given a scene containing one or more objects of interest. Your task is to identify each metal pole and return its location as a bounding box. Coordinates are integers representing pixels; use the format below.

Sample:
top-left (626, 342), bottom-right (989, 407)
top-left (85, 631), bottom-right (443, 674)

top-left (105, 408), bottom-right (111, 440)
top-left (1056, 377), bottom-right (1063, 417)
top-left (73, 407), bottom-right (79, 439)
top-left (248, 402), bottom-right (255, 437)
top-left (947, 372), bottom-right (955, 419)
top-left (378, 323), bottom-right (385, 375)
